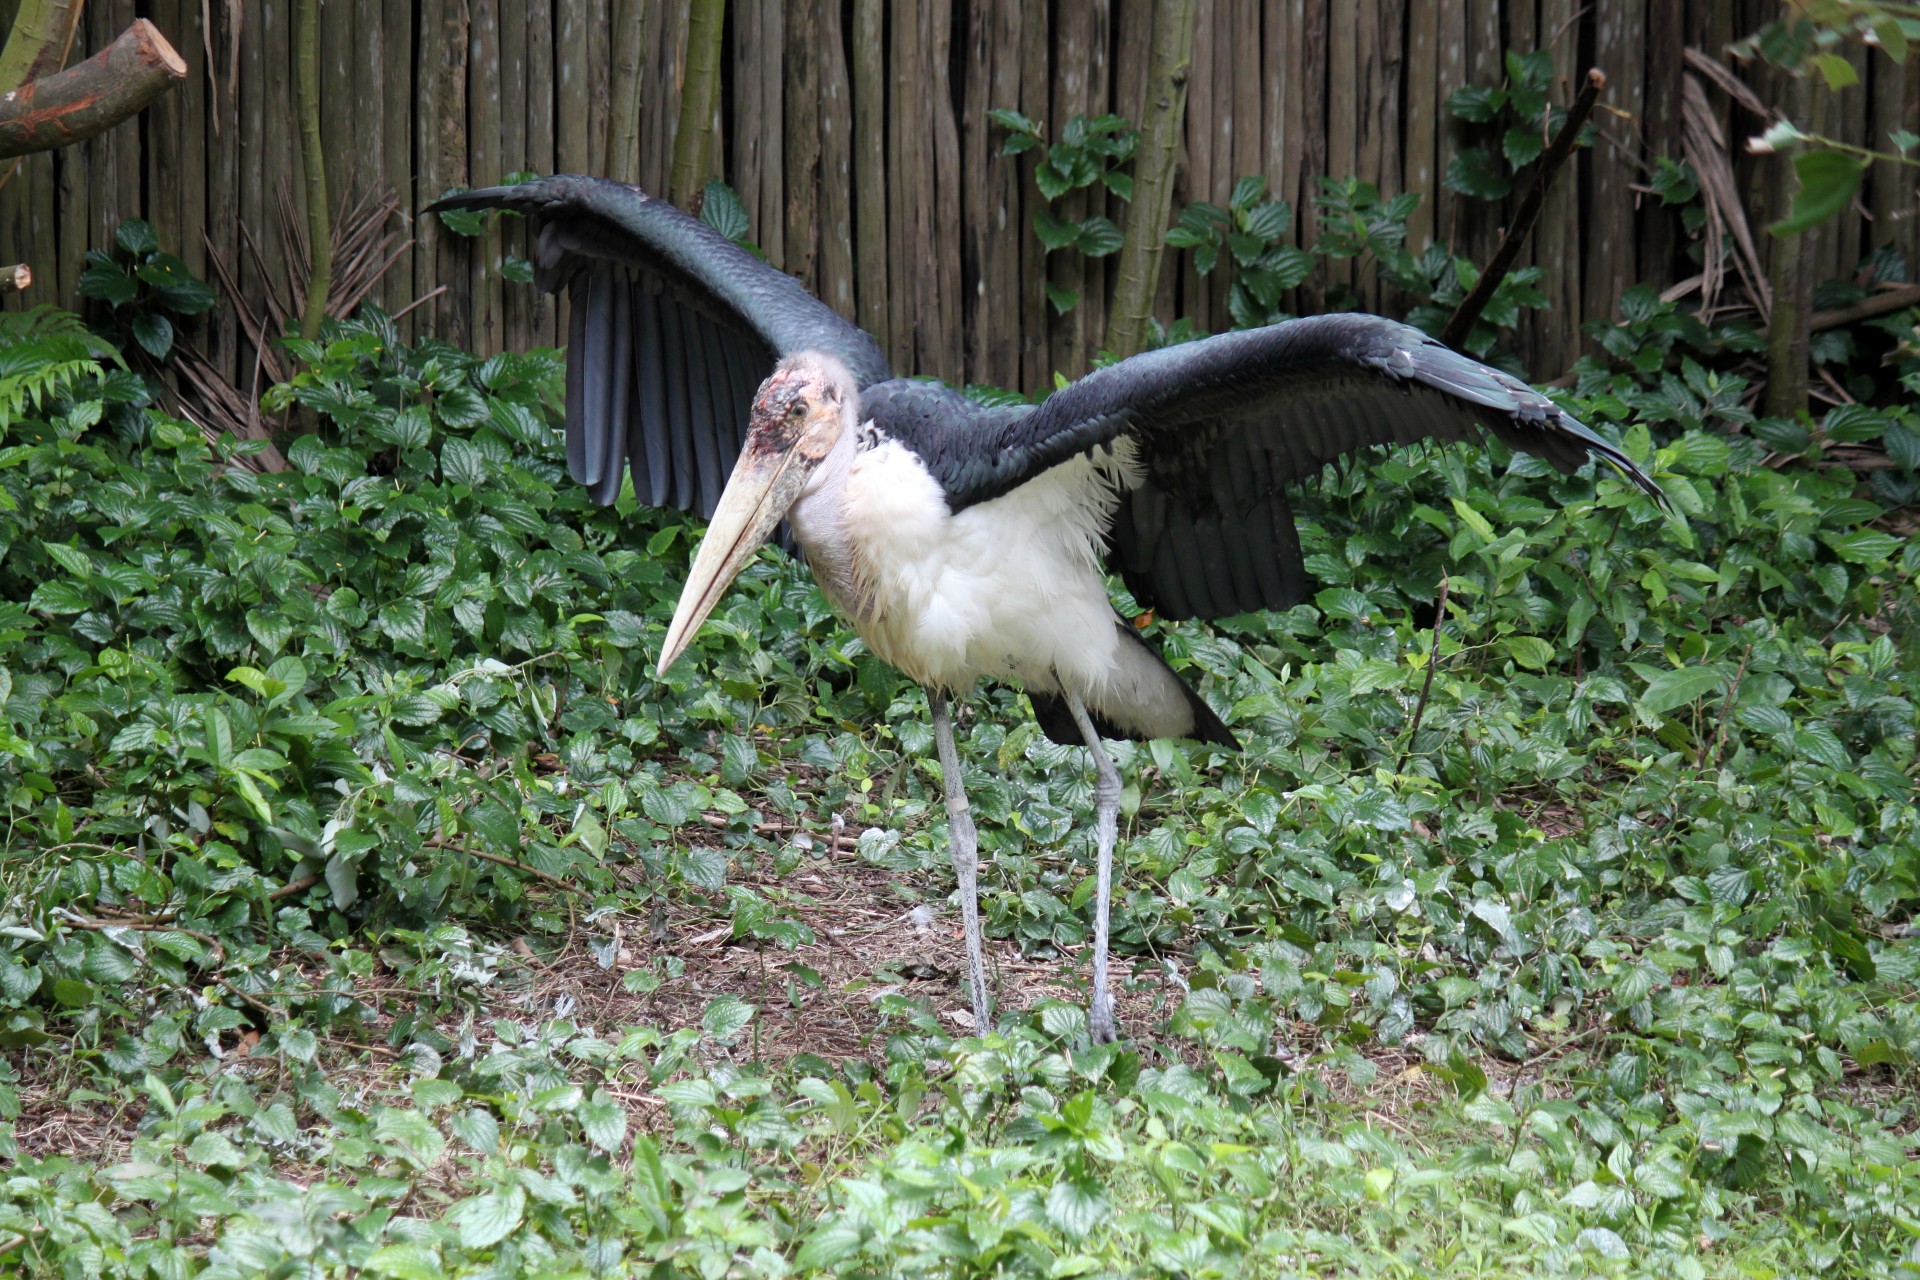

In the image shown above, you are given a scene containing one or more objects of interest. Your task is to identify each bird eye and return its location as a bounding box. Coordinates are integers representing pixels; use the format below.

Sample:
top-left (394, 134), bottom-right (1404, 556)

top-left (788, 398), bottom-right (808, 419)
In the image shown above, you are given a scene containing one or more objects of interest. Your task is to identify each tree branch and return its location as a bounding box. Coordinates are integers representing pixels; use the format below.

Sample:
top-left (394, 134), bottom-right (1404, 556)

top-left (1441, 68), bottom-right (1607, 351)
top-left (1104, 0), bottom-right (1197, 360)
top-left (0, 0), bottom-right (86, 94)
top-left (0, 19), bottom-right (186, 159)
top-left (294, 0), bottom-right (331, 341)
top-left (668, 0), bottom-right (726, 206)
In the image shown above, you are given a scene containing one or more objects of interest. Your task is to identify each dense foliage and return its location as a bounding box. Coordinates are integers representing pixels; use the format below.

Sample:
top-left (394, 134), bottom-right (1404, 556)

top-left (1, 209), bottom-right (1917, 1277)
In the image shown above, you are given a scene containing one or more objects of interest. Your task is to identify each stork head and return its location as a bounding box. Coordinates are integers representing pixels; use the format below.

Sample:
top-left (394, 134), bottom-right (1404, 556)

top-left (657, 352), bottom-right (856, 675)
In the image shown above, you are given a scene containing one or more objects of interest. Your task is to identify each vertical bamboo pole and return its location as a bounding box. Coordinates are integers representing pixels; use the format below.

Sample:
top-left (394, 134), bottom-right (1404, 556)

top-left (251, 0), bottom-right (290, 350)
top-left (469, 0), bottom-right (503, 352)
top-left (1327, 0), bottom-right (1358, 300)
top-left (296, 0), bottom-right (332, 340)
top-left (1049, 0), bottom-right (1092, 374)
top-left (524, 0), bottom-right (555, 345)
top-left (757, 0), bottom-right (785, 260)
top-left (641, 0), bottom-right (679, 195)
top-left (1587, 0), bottom-right (1641, 322)
top-left (1639, 0), bottom-right (1685, 290)
top-left (1177, 0), bottom-right (1211, 332)
top-left (984, 0), bottom-right (1024, 387)
top-left (354, 0), bottom-right (386, 211)
top-left (784, 0), bottom-right (821, 290)
top-left (556, 0), bottom-right (590, 178)
top-left (383, 0), bottom-right (414, 320)
top-left (1296, 1), bottom-right (1328, 316)
top-left (930, 0), bottom-right (963, 379)
top-left (852, 0), bottom-right (888, 349)
top-left (203, 0), bottom-right (239, 371)
top-left (1765, 68), bottom-right (1814, 418)
top-left (588, 1), bottom-right (611, 177)
top-left (733, 0), bottom-right (764, 229)
top-left (819, 0), bottom-right (855, 320)
top-left (1868, 42), bottom-right (1915, 264)
top-left (962, 0), bottom-right (994, 381)
top-left (1532, 0), bottom-right (1583, 370)
top-left (1107, 0), bottom-right (1195, 358)
top-left (1017, 0), bottom-right (1049, 387)
top-left (1404, 0), bottom-right (1438, 253)
top-left (606, 0), bottom-right (645, 185)
top-left (145, 0), bottom-right (183, 264)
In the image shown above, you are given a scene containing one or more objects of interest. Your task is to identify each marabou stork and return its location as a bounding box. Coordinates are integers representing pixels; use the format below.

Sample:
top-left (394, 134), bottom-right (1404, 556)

top-left (431, 175), bottom-right (1660, 1043)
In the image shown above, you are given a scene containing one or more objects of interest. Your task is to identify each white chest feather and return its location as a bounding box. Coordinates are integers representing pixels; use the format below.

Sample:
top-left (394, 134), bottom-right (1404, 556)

top-left (798, 436), bottom-right (1135, 697)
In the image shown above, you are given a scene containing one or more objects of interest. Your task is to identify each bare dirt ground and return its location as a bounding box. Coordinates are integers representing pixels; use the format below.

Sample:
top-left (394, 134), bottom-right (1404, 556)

top-left (492, 839), bottom-right (1191, 1064)
top-left (5, 839), bottom-right (1191, 1163)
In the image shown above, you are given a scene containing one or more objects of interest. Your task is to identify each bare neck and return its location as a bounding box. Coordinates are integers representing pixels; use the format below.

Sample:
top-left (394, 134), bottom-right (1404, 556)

top-left (786, 418), bottom-right (865, 617)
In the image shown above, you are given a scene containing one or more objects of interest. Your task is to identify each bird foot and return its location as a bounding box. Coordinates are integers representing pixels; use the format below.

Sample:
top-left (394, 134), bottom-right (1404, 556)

top-left (1089, 995), bottom-right (1118, 1045)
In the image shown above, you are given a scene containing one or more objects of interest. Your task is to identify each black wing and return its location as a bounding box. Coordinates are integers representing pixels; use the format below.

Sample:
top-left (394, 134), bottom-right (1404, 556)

top-left (925, 313), bottom-right (1662, 621)
top-left (429, 175), bottom-right (891, 517)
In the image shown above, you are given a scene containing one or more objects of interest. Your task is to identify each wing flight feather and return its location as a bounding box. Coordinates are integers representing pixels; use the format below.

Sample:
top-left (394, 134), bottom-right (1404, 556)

top-left (917, 314), bottom-right (1659, 620)
top-left (428, 175), bottom-right (891, 517)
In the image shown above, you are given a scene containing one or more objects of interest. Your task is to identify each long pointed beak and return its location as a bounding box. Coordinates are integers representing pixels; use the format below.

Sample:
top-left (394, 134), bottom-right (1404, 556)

top-left (656, 442), bottom-right (813, 675)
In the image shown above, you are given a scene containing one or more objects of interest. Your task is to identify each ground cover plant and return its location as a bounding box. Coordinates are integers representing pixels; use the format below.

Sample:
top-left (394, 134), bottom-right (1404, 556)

top-left (0, 214), bottom-right (1917, 1277)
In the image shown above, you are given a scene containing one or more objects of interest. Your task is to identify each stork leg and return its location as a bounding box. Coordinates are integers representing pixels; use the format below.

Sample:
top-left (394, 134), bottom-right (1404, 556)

top-left (1063, 693), bottom-right (1121, 1044)
top-left (929, 688), bottom-right (991, 1031)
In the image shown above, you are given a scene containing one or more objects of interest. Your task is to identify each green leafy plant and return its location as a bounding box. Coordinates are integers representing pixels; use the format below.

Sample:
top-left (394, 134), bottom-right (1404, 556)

top-left (1166, 175), bottom-right (1315, 329)
top-left (991, 109), bottom-right (1136, 312)
top-left (1443, 49), bottom-right (1569, 201)
top-left (5, 73), bottom-right (1920, 1278)
top-left (75, 218), bottom-right (218, 363)
top-left (0, 307), bottom-right (118, 431)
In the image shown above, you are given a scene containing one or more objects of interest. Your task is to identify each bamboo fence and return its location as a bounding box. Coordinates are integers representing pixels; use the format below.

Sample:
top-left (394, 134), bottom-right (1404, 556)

top-left (1, 0), bottom-right (1914, 392)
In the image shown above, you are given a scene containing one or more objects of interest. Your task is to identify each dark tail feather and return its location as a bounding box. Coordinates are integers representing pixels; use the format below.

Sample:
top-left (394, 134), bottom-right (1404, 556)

top-left (1029, 624), bottom-right (1238, 750)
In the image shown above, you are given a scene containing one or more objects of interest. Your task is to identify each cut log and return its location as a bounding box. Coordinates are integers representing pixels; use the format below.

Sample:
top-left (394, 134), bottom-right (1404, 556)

top-left (0, 263), bottom-right (31, 293)
top-left (0, 20), bottom-right (187, 160)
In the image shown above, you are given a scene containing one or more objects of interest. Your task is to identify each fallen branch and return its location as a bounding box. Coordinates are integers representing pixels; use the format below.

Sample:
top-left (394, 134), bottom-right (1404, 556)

top-left (699, 811), bottom-right (859, 851)
top-left (1807, 283), bottom-right (1920, 333)
top-left (0, 19), bottom-right (186, 159)
top-left (269, 873), bottom-right (322, 901)
top-left (57, 910), bottom-right (227, 967)
top-left (391, 284), bottom-right (447, 321)
top-left (422, 835), bottom-right (586, 894)
top-left (1442, 68), bottom-right (1607, 350)
top-left (0, 263), bottom-right (29, 293)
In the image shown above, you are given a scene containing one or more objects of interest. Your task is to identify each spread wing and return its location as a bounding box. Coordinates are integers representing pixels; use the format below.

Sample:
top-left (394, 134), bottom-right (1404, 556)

top-left (933, 313), bottom-right (1661, 620)
top-left (429, 175), bottom-right (891, 516)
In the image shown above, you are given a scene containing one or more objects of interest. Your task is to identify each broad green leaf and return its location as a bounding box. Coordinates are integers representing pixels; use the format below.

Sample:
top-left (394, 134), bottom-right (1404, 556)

top-left (447, 1186), bottom-right (525, 1249)
top-left (579, 1091), bottom-right (628, 1152)
top-left (1501, 636), bottom-right (1555, 670)
top-left (1632, 664), bottom-right (1730, 716)
top-left (701, 994), bottom-right (755, 1043)
top-left (115, 218), bottom-right (161, 257)
top-left (131, 313), bottom-right (174, 361)
top-left (700, 179), bottom-right (751, 244)
top-left (1770, 150), bottom-right (1867, 236)
top-left (1046, 1177), bottom-right (1109, 1238)
top-left (363, 1244), bottom-right (444, 1280)
top-left (1810, 54), bottom-right (1858, 91)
